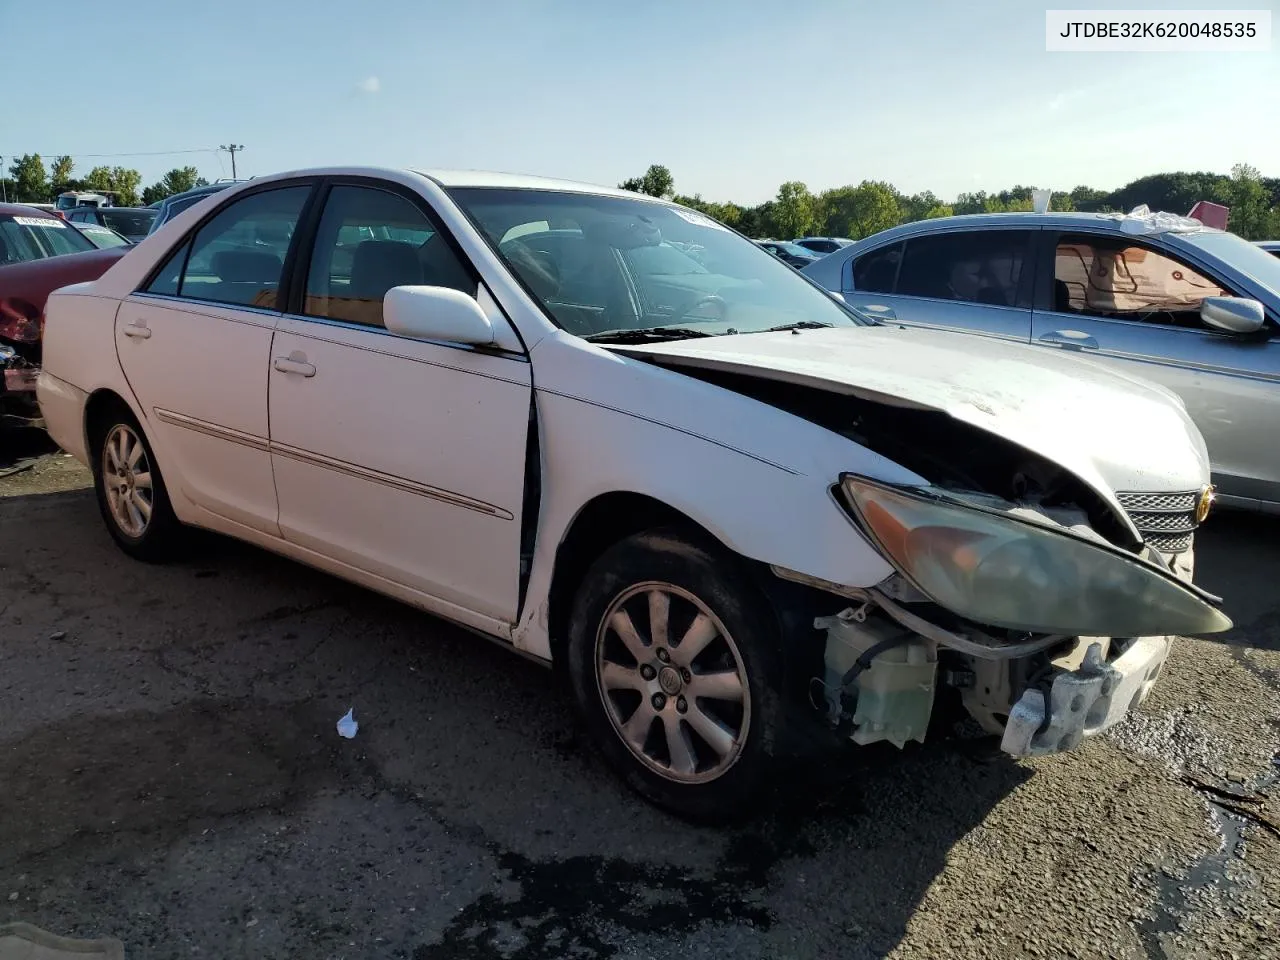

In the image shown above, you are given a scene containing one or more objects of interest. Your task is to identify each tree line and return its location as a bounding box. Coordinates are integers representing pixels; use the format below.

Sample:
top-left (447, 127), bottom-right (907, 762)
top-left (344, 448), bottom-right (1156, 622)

top-left (3, 154), bottom-right (210, 207)
top-left (620, 164), bottom-right (1280, 242)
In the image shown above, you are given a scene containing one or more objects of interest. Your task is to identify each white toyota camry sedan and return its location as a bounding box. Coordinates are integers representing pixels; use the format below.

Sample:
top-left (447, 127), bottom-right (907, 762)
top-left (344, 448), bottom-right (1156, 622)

top-left (38, 167), bottom-right (1230, 819)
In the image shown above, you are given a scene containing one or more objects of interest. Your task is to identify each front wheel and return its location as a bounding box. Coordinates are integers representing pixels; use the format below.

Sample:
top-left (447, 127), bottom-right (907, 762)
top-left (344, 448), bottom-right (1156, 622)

top-left (566, 529), bottom-right (784, 821)
top-left (91, 410), bottom-right (183, 561)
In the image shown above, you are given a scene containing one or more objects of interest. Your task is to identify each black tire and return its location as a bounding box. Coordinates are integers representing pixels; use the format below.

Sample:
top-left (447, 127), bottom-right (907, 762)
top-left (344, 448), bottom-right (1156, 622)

top-left (566, 528), bottom-right (784, 822)
top-left (90, 405), bottom-right (184, 561)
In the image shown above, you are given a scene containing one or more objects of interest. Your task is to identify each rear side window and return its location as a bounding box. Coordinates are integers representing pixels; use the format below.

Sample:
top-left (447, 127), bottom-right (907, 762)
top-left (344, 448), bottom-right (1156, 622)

top-left (852, 242), bottom-right (902, 293)
top-left (896, 231), bottom-right (1031, 307)
top-left (173, 186), bottom-right (310, 309)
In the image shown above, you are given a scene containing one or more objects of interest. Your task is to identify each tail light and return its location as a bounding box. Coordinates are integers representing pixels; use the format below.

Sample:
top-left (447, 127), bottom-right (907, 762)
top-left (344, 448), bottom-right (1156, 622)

top-left (0, 299), bottom-right (43, 343)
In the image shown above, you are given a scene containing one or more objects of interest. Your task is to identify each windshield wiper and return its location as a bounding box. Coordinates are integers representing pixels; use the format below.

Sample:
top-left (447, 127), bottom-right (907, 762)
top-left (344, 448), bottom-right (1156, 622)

top-left (584, 327), bottom-right (716, 344)
top-left (758, 320), bottom-right (835, 333)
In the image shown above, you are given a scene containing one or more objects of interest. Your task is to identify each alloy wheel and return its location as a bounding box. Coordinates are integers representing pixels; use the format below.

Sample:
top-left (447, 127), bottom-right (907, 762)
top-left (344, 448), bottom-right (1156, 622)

top-left (594, 581), bottom-right (751, 783)
top-left (102, 424), bottom-right (154, 538)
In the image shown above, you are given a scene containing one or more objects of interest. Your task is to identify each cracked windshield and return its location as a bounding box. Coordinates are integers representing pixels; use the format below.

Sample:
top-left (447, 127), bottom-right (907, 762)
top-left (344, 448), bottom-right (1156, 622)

top-left (2, 2), bottom-right (1278, 960)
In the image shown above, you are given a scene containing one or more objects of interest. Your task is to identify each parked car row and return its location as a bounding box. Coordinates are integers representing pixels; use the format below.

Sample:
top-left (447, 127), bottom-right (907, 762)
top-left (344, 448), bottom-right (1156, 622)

top-left (0, 203), bottom-right (130, 423)
top-left (33, 166), bottom-right (1231, 818)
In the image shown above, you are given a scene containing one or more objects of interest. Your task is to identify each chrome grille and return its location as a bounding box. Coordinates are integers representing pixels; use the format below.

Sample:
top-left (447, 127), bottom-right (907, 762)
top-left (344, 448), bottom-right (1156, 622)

top-left (1144, 531), bottom-right (1194, 553)
top-left (1116, 490), bottom-right (1201, 555)
top-left (1115, 491), bottom-right (1198, 514)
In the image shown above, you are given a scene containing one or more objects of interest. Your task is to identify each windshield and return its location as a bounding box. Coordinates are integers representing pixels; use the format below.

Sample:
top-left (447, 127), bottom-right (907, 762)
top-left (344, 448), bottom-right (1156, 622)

top-left (449, 188), bottom-right (863, 339)
top-left (774, 242), bottom-right (817, 257)
top-left (1181, 230), bottom-right (1280, 301)
top-left (0, 213), bottom-right (96, 264)
top-left (101, 209), bottom-right (156, 237)
top-left (75, 224), bottom-right (131, 249)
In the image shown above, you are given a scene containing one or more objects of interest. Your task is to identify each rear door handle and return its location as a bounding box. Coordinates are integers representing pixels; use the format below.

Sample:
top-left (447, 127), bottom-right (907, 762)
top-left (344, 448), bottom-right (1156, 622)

top-left (273, 352), bottom-right (316, 378)
top-left (122, 323), bottom-right (151, 340)
top-left (1038, 329), bottom-right (1099, 350)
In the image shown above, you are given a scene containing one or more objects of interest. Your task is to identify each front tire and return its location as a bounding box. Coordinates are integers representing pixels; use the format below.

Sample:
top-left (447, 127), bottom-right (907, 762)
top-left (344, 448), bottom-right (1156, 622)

top-left (566, 529), bottom-right (784, 821)
top-left (91, 409), bottom-right (183, 561)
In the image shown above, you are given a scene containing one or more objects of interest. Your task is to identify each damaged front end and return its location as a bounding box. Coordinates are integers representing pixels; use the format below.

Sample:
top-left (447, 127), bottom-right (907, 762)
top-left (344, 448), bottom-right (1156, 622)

top-left (780, 476), bottom-right (1231, 758)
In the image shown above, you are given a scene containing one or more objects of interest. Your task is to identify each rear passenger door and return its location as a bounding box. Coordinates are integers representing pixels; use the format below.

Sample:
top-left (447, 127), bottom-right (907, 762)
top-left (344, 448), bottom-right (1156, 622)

top-left (842, 228), bottom-right (1036, 342)
top-left (115, 182), bottom-right (315, 535)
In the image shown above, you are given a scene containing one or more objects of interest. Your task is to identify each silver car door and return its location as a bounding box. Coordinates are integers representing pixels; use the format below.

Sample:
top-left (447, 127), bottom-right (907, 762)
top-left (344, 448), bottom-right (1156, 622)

top-left (1031, 229), bottom-right (1280, 510)
top-left (841, 228), bottom-right (1036, 343)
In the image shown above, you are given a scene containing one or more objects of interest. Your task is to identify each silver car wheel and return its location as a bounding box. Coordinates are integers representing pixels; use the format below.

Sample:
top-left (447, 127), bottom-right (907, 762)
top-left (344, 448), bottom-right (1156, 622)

top-left (102, 424), bottom-right (154, 538)
top-left (594, 581), bottom-right (751, 784)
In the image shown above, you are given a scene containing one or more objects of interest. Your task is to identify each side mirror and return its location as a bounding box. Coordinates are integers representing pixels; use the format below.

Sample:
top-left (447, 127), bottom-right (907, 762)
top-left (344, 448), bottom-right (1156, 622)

top-left (383, 286), bottom-right (494, 346)
top-left (1200, 296), bottom-right (1265, 334)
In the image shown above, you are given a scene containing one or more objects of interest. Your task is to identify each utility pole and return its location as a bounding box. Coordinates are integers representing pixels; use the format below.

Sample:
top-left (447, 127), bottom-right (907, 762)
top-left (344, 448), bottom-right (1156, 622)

top-left (219, 144), bottom-right (244, 179)
top-left (0, 157), bottom-right (7, 202)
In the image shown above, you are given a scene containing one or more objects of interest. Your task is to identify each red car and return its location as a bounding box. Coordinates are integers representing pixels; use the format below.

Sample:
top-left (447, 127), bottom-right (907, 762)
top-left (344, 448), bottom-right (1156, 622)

top-left (1, 204), bottom-right (127, 424)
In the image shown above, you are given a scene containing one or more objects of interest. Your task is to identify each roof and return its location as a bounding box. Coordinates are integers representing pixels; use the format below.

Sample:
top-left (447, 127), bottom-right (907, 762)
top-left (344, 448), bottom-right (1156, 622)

top-left (414, 168), bottom-right (642, 199)
top-left (0, 203), bottom-right (58, 218)
top-left (864, 210), bottom-right (1219, 244)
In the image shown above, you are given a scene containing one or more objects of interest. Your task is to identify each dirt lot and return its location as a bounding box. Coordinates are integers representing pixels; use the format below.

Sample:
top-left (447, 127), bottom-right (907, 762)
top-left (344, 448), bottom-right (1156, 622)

top-left (2, 435), bottom-right (1278, 960)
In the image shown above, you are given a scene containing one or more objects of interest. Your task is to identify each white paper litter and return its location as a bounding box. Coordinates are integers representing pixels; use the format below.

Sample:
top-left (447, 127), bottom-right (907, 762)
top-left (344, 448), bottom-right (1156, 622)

top-left (336, 708), bottom-right (358, 739)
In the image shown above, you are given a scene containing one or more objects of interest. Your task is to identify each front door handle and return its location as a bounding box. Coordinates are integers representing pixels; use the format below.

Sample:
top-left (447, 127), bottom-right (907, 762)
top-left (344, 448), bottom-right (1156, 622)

top-left (1038, 329), bottom-right (1099, 350)
top-left (122, 323), bottom-right (151, 340)
top-left (273, 352), bottom-right (316, 378)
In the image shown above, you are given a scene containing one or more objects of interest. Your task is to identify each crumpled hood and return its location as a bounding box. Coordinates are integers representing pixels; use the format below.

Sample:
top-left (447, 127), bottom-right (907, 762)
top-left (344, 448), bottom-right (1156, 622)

top-left (616, 324), bottom-right (1210, 511)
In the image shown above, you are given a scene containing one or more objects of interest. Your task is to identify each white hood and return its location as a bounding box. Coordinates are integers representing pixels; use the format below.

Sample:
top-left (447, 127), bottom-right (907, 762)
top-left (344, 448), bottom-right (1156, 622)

top-left (616, 324), bottom-right (1210, 511)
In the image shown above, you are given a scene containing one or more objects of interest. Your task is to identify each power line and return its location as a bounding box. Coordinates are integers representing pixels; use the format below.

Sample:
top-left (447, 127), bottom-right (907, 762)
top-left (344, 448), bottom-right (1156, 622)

top-left (16, 148), bottom-right (217, 159)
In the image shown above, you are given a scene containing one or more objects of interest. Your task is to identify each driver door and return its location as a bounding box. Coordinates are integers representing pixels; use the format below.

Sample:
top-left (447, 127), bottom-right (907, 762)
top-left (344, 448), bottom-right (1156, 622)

top-left (1030, 230), bottom-right (1280, 505)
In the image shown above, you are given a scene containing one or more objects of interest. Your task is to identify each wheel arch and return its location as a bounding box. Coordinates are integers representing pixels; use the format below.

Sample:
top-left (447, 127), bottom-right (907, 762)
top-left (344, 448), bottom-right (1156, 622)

top-left (82, 387), bottom-right (147, 468)
top-left (545, 491), bottom-right (726, 668)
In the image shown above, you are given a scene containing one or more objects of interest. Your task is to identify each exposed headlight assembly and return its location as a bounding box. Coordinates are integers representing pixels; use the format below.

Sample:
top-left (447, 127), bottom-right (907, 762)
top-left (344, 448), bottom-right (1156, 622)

top-left (839, 475), bottom-right (1231, 638)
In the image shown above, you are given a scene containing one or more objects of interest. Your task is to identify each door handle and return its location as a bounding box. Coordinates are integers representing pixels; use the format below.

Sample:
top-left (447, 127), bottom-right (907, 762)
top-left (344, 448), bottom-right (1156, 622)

top-left (122, 323), bottom-right (151, 340)
top-left (273, 352), bottom-right (316, 378)
top-left (1038, 329), bottom-right (1099, 350)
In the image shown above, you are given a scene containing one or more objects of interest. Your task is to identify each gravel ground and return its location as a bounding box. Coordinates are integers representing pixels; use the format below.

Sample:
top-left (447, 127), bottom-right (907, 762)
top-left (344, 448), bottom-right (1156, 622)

top-left (1, 442), bottom-right (1277, 960)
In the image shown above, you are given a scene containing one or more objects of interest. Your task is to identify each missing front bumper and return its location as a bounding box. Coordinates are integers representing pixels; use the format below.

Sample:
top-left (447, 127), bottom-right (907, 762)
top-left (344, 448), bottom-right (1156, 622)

top-left (1000, 636), bottom-right (1170, 756)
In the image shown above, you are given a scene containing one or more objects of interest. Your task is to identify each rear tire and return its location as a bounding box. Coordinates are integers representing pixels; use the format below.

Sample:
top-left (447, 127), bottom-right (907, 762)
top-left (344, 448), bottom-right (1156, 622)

top-left (90, 407), bottom-right (183, 561)
top-left (566, 528), bottom-right (784, 822)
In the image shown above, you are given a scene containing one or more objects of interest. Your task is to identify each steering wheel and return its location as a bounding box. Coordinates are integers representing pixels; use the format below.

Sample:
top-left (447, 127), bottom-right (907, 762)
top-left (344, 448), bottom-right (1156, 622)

top-left (670, 294), bottom-right (727, 325)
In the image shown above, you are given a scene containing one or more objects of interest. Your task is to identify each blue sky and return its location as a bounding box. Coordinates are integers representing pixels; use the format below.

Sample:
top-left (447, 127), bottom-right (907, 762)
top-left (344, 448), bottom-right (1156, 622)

top-left (6, 0), bottom-right (1278, 204)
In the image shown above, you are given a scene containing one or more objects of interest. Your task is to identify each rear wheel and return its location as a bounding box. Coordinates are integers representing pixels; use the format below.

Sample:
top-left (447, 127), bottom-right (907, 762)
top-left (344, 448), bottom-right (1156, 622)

top-left (566, 529), bottom-right (783, 821)
top-left (91, 410), bottom-right (183, 560)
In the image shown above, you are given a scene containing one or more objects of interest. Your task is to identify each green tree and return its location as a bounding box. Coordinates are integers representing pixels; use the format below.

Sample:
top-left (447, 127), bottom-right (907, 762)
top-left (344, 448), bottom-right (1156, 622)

top-left (619, 164), bottom-right (674, 199)
top-left (142, 166), bottom-right (207, 206)
top-left (821, 181), bottom-right (902, 239)
top-left (7, 154), bottom-right (48, 202)
top-left (83, 165), bottom-right (143, 206)
top-left (50, 155), bottom-right (75, 190)
top-left (1227, 163), bottom-right (1272, 240)
top-left (771, 181), bottom-right (815, 239)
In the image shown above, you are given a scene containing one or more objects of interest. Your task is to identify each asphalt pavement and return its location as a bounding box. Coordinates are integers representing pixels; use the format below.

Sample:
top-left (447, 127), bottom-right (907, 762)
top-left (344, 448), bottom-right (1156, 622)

top-left (1, 442), bottom-right (1277, 960)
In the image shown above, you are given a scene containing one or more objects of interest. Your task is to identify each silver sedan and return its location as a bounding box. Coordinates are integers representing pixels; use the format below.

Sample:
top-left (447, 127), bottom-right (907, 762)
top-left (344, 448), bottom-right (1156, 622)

top-left (804, 212), bottom-right (1280, 515)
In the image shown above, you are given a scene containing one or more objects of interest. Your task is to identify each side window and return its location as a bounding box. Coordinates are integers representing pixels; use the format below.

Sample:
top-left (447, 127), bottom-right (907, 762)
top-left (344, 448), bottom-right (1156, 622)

top-left (852, 243), bottom-right (902, 293)
top-left (1052, 235), bottom-right (1230, 329)
top-left (304, 185), bottom-right (476, 329)
top-left (145, 239), bottom-right (192, 296)
top-left (176, 186), bottom-right (310, 309)
top-left (897, 231), bottom-right (1030, 306)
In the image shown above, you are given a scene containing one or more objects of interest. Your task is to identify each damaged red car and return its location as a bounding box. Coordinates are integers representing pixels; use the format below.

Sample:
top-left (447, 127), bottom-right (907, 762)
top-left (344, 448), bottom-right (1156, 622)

top-left (0, 204), bottom-right (127, 425)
